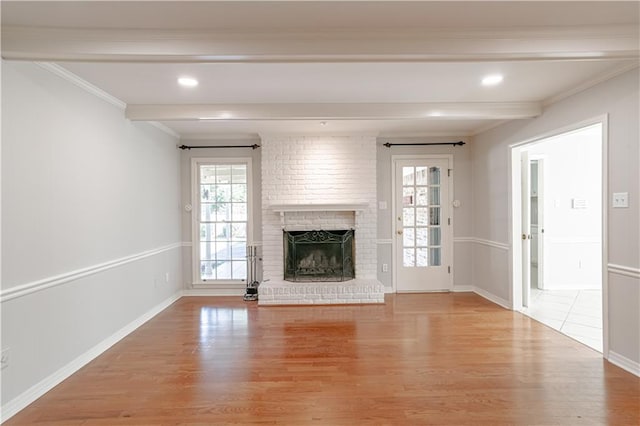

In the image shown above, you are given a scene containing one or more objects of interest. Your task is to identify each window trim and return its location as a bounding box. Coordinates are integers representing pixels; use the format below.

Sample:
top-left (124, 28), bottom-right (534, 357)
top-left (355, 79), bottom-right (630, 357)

top-left (191, 157), bottom-right (253, 286)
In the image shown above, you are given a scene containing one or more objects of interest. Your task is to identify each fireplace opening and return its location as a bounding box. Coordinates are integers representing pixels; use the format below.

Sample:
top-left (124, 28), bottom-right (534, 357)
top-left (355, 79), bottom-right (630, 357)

top-left (284, 229), bottom-right (355, 282)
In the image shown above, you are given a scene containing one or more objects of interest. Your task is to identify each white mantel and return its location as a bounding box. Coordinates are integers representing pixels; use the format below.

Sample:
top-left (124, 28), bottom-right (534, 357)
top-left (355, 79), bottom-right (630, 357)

top-left (271, 202), bottom-right (369, 216)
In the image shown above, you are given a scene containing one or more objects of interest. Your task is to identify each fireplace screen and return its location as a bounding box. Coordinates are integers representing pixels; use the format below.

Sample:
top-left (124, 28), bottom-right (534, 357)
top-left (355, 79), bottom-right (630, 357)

top-left (284, 230), bottom-right (355, 282)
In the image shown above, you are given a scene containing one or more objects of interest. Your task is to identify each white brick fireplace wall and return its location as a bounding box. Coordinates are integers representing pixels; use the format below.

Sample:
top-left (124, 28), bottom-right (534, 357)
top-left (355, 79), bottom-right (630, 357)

top-left (259, 135), bottom-right (384, 304)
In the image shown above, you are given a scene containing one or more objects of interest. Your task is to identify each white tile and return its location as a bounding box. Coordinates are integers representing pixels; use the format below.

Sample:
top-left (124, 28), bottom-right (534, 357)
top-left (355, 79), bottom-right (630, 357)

top-left (535, 290), bottom-right (578, 304)
top-left (526, 305), bottom-right (570, 322)
top-left (561, 322), bottom-right (602, 340)
top-left (565, 311), bottom-right (603, 329)
top-left (528, 315), bottom-right (564, 330)
top-left (563, 332), bottom-right (602, 352)
top-left (569, 302), bottom-right (602, 318)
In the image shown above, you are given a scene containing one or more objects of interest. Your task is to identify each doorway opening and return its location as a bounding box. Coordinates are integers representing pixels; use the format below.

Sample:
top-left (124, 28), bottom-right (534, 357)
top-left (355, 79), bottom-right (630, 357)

top-left (511, 120), bottom-right (606, 353)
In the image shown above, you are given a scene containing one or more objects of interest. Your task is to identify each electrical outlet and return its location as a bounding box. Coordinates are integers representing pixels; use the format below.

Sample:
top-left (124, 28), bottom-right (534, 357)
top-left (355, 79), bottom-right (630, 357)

top-left (613, 192), bottom-right (629, 208)
top-left (382, 263), bottom-right (388, 272)
top-left (1, 348), bottom-right (10, 370)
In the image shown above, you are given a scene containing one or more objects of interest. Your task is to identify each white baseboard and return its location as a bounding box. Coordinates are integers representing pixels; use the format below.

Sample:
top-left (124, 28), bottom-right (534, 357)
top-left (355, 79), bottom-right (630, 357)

top-left (183, 288), bottom-right (244, 296)
top-left (452, 285), bottom-right (474, 292)
top-left (608, 350), bottom-right (640, 377)
top-left (0, 292), bottom-right (182, 423)
top-left (472, 286), bottom-right (512, 310)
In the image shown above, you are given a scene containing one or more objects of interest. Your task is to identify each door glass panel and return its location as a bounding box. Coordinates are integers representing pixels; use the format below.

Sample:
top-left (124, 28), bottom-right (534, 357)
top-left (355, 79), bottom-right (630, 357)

top-left (402, 167), bottom-right (415, 185)
top-left (416, 228), bottom-right (428, 246)
top-left (216, 223), bottom-right (231, 241)
top-left (416, 248), bottom-right (428, 267)
top-left (429, 207), bottom-right (441, 225)
top-left (429, 248), bottom-right (442, 266)
top-left (231, 223), bottom-right (247, 240)
top-left (216, 185), bottom-right (231, 202)
top-left (429, 227), bottom-right (441, 246)
top-left (403, 228), bottom-right (415, 247)
top-left (232, 165), bottom-right (247, 183)
top-left (201, 185), bottom-right (216, 201)
top-left (403, 248), bottom-right (415, 267)
top-left (416, 187), bottom-right (428, 206)
top-left (416, 208), bottom-right (429, 226)
top-left (415, 166), bottom-right (428, 185)
top-left (403, 208), bottom-right (415, 226)
top-left (200, 242), bottom-right (215, 261)
top-left (232, 203), bottom-right (247, 221)
top-left (429, 167), bottom-right (440, 185)
top-left (429, 187), bottom-right (440, 206)
top-left (402, 187), bottom-right (415, 206)
top-left (231, 184), bottom-right (247, 202)
top-left (201, 167), bottom-right (216, 184)
top-left (216, 166), bottom-right (231, 183)
top-left (214, 203), bottom-right (230, 222)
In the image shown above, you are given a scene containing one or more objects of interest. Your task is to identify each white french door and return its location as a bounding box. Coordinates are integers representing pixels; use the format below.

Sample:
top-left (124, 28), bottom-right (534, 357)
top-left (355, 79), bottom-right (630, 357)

top-left (192, 158), bottom-right (252, 285)
top-left (393, 157), bottom-right (452, 292)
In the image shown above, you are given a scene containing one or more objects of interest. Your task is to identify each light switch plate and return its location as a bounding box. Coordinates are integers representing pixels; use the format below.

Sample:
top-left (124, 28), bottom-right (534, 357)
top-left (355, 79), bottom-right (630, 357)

top-left (613, 192), bottom-right (629, 208)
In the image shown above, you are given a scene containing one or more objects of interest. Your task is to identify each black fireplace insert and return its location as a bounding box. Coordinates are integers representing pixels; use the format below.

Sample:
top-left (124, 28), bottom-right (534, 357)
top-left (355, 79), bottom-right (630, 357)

top-left (283, 229), bottom-right (355, 282)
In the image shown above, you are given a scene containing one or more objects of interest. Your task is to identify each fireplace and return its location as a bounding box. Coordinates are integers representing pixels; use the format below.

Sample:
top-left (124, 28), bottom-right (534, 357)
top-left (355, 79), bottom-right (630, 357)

top-left (284, 229), bottom-right (355, 282)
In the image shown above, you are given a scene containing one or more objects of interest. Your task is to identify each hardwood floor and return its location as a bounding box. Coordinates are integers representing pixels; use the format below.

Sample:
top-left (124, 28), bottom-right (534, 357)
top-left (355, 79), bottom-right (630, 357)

top-left (6, 293), bottom-right (639, 425)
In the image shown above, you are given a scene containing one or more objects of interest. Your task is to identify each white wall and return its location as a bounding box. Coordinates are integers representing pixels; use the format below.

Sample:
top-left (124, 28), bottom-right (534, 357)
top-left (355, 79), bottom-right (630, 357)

top-left (527, 125), bottom-right (602, 289)
top-left (179, 142), bottom-right (262, 291)
top-left (1, 61), bottom-right (182, 413)
top-left (376, 138), bottom-right (473, 290)
top-left (472, 69), bottom-right (640, 368)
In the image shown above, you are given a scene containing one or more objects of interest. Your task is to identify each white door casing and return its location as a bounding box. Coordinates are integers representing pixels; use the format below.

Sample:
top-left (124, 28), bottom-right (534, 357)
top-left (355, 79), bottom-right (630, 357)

top-left (392, 156), bottom-right (453, 292)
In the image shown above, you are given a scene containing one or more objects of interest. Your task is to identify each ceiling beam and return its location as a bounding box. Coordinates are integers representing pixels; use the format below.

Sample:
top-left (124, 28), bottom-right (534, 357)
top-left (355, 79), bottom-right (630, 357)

top-left (125, 102), bottom-right (542, 121)
top-left (3, 25), bottom-right (638, 63)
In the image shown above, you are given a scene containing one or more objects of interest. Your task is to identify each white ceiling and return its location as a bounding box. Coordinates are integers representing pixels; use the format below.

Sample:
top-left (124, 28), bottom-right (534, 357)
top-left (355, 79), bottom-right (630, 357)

top-left (2, 1), bottom-right (639, 140)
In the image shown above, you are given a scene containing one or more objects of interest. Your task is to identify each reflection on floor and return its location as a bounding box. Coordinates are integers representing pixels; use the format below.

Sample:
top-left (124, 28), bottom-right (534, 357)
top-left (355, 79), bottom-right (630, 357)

top-left (523, 288), bottom-right (602, 352)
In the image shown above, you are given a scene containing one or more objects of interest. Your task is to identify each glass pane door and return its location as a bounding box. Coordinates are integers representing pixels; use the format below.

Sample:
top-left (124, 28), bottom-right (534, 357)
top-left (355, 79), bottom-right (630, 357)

top-left (401, 165), bottom-right (442, 268)
top-left (198, 163), bottom-right (249, 281)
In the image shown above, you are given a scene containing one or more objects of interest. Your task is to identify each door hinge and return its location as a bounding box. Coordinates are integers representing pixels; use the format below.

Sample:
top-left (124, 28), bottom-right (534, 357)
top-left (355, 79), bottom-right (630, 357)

top-left (448, 266), bottom-right (451, 274)
top-left (448, 169), bottom-right (452, 177)
top-left (448, 217), bottom-right (451, 225)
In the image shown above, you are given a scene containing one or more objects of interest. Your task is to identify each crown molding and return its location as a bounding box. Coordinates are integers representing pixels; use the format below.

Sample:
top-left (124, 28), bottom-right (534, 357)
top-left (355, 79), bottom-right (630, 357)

top-left (6, 25), bottom-right (638, 63)
top-left (35, 62), bottom-right (125, 109)
top-left (180, 133), bottom-right (261, 142)
top-left (543, 61), bottom-right (640, 107)
top-left (148, 122), bottom-right (180, 139)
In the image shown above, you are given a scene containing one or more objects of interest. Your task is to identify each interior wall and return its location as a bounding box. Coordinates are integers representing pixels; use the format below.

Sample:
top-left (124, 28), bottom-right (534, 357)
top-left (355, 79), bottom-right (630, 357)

top-left (376, 137), bottom-right (473, 290)
top-left (179, 143), bottom-right (263, 291)
top-left (1, 61), bottom-right (183, 409)
top-left (526, 125), bottom-right (602, 290)
top-left (472, 68), bottom-right (639, 366)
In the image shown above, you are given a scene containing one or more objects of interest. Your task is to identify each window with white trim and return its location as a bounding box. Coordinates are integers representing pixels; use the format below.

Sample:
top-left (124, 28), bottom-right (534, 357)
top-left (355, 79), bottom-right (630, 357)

top-left (193, 158), bottom-right (252, 283)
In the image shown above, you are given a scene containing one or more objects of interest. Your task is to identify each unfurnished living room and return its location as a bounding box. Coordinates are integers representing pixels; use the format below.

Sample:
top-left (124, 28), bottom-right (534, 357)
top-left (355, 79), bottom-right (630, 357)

top-left (1, 1), bottom-right (639, 424)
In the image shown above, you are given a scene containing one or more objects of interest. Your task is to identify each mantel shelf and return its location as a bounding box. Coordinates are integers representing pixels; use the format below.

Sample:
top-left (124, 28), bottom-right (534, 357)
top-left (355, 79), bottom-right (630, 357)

top-left (271, 203), bottom-right (369, 213)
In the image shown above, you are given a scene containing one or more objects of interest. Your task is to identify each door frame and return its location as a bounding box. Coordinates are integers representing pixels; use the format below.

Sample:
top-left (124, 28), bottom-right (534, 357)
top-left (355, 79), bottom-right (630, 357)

top-left (508, 115), bottom-right (608, 356)
top-left (391, 154), bottom-right (454, 293)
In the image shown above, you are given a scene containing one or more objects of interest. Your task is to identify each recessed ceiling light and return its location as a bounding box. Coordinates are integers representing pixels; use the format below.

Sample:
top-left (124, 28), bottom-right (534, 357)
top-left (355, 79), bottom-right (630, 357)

top-left (482, 74), bottom-right (503, 86)
top-left (428, 111), bottom-right (443, 117)
top-left (178, 77), bottom-right (198, 87)
top-left (320, 121), bottom-right (327, 126)
top-left (199, 112), bottom-right (232, 120)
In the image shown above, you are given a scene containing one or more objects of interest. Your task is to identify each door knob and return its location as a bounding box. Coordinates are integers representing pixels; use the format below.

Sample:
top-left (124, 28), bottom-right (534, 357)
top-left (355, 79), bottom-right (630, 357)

top-left (397, 230), bottom-right (403, 235)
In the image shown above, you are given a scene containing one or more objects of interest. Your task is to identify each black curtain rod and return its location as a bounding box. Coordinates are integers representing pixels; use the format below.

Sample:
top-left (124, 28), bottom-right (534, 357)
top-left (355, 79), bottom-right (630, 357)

top-left (178, 144), bottom-right (260, 150)
top-left (383, 141), bottom-right (465, 148)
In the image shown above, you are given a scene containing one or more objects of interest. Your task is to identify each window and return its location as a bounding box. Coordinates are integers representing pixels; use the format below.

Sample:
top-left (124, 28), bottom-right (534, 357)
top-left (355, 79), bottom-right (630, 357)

top-left (192, 158), bottom-right (252, 284)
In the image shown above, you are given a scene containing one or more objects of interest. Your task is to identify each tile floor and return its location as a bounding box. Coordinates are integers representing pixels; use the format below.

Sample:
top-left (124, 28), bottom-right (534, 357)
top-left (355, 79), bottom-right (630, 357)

top-left (523, 288), bottom-right (603, 352)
